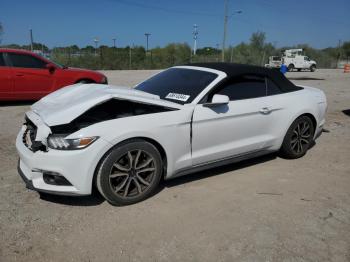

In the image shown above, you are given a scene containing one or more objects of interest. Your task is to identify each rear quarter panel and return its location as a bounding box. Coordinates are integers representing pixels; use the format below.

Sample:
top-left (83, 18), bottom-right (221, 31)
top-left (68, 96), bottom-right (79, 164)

top-left (269, 87), bottom-right (326, 150)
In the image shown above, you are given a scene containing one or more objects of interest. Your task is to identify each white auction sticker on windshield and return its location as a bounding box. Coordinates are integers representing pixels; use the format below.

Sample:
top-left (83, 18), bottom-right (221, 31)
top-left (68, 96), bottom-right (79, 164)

top-left (165, 93), bottom-right (190, 102)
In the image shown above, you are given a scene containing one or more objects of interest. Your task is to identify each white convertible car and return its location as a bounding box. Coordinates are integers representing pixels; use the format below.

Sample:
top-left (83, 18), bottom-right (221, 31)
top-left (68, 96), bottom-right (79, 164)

top-left (16, 63), bottom-right (327, 205)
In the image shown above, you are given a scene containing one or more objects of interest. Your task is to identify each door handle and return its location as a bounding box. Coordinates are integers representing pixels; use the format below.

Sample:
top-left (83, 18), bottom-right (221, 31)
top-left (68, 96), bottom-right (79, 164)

top-left (259, 107), bottom-right (271, 114)
top-left (16, 73), bottom-right (24, 77)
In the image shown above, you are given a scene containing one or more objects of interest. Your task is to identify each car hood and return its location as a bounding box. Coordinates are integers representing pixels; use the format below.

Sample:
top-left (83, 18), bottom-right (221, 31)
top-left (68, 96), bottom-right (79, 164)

top-left (31, 84), bottom-right (182, 126)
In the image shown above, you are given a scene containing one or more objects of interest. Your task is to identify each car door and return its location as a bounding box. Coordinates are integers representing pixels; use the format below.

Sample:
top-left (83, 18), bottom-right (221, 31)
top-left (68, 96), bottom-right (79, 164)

top-left (7, 52), bottom-right (55, 99)
top-left (0, 53), bottom-right (14, 99)
top-left (191, 74), bottom-right (281, 165)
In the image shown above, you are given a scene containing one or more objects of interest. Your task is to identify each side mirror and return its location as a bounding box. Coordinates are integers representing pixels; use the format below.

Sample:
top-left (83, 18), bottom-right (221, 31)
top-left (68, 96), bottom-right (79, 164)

top-left (203, 94), bottom-right (229, 107)
top-left (46, 63), bottom-right (56, 73)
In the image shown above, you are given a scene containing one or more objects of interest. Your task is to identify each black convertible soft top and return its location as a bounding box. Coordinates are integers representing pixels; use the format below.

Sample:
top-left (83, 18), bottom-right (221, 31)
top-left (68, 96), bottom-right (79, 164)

top-left (187, 62), bottom-right (301, 92)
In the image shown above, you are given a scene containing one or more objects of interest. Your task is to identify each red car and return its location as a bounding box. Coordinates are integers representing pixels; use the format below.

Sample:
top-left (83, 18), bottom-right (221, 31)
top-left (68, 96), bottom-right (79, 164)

top-left (0, 49), bottom-right (108, 100)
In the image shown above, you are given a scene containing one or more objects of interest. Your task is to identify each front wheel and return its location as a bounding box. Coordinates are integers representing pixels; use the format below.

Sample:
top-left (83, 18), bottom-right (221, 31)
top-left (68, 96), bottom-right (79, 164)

top-left (310, 65), bottom-right (316, 72)
top-left (280, 116), bottom-right (315, 159)
top-left (96, 140), bottom-right (163, 205)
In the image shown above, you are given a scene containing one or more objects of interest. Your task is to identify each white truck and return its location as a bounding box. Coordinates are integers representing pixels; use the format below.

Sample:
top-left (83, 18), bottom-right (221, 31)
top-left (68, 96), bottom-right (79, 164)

top-left (265, 49), bottom-right (317, 72)
top-left (283, 49), bottom-right (317, 72)
top-left (265, 56), bottom-right (282, 68)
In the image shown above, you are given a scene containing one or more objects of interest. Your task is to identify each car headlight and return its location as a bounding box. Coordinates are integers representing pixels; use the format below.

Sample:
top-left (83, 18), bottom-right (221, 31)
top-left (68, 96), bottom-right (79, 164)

top-left (47, 135), bottom-right (98, 150)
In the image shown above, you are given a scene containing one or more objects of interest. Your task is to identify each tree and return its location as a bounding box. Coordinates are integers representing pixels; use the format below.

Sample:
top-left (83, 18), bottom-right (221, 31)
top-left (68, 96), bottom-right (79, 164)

top-left (342, 41), bottom-right (350, 59)
top-left (250, 31), bottom-right (266, 52)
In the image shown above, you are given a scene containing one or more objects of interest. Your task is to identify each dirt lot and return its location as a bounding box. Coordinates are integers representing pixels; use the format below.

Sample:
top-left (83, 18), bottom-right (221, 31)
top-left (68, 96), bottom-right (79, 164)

top-left (0, 69), bottom-right (349, 262)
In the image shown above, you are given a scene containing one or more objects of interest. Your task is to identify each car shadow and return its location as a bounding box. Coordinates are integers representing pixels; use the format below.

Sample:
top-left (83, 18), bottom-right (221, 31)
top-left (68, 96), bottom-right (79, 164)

top-left (0, 101), bottom-right (35, 107)
top-left (38, 188), bottom-right (105, 206)
top-left (342, 109), bottom-right (350, 117)
top-left (162, 153), bottom-right (277, 188)
top-left (288, 77), bottom-right (325, 81)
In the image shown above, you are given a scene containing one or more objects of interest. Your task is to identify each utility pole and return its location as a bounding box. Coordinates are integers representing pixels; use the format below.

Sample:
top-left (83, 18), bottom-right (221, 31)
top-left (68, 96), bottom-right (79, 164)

top-left (337, 39), bottom-right (341, 68)
top-left (129, 44), bottom-right (133, 69)
top-left (112, 38), bottom-right (116, 48)
top-left (216, 43), bottom-right (220, 61)
top-left (93, 37), bottom-right (99, 56)
top-left (222, 0), bottom-right (229, 62)
top-left (230, 45), bottom-right (234, 62)
top-left (30, 29), bottom-right (34, 51)
top-left (193, 24), bottom-right (198, 56)
top-left (145, 33), bottom-right (151, 53)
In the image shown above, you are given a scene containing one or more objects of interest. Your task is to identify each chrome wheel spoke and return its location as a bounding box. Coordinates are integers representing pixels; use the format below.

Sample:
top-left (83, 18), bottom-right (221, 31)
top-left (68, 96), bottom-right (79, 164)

top-left (291, 141), bottom-right (298, 149)
top-left (123, 178), bottom-right (132, 197)
top-left (301, 124), bottom-right (310, 135)
top-left (297, 141), bottom-right (301, 152)
top-left (137, 167), bottom-right (155, 174)
top-left (300, 138), bottom-right (309, 144)
top-left (136, 158), bottom-right (153, 170)
top-left (110, 172), bottom-right (129, 178)
top-left (134, 150), bottom-right (142, 169)
top-left (113, 163), bottom-right (130, 172)
top-left (301, 134), bottom-right (310, 139)
top-left (136, 174), bottom-right (150, 186)
top-left (297, 124), bottom-right (301, 136)
top-left (133, 178), bottom-right (142, 193)
top-left (291, 137), bottom-right (298, 143)
top-left (127, 151), bottom-right (133, 170)
top-left (114, 177), bottom-right (129, 193)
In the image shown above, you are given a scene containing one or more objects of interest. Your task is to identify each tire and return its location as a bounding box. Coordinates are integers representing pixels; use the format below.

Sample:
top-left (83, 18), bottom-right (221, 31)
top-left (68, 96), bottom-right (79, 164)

top-left (310, 65), bottom-right (316, 72)
top-left (288, 64), bottom-right (294, 72)
top-left (77, 79), bottom-right (94, 84)
top-left (280, 116), bottom-right (315, 159)
top-left (96, 139), bottom-right (163, 205)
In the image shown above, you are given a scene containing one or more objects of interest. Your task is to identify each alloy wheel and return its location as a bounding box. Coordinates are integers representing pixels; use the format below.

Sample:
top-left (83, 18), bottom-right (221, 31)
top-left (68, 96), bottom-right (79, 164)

top-left (109, 150), bottom-right (156, 198)
top-left (290, 120), bottom-right (311, 154)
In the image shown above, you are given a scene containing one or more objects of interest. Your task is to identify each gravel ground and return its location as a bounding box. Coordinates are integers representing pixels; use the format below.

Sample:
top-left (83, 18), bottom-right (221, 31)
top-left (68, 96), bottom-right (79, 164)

top-left (0, 69), bottom-right (349, 262)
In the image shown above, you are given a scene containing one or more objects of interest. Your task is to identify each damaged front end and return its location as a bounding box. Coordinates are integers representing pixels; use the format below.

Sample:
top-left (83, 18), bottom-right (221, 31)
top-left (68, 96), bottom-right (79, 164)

top-left (22, 98), bottom-right (178, 152)
top-left (22, 111), bottom-right (52, 152)
top-left (49, 98), bottom-right (177, 135)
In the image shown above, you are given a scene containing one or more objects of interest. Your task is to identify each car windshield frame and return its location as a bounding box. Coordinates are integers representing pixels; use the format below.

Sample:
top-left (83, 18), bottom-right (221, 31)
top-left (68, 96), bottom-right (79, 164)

top-left (135, 67), bottom-right (219, 105)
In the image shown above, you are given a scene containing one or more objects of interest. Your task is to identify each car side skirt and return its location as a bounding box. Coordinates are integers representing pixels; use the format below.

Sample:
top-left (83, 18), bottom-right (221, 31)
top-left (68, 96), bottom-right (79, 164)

top-left (168, 148), bottom-right (276, 180)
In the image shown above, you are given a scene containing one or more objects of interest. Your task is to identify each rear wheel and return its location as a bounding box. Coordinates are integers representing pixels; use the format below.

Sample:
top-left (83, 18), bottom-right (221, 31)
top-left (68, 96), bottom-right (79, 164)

top-left (280, 116), bottom-right (314, 159)
top-left (96, 139), bottom-right (163, 205)
top-left (288, 64), bottom-right (295, 72)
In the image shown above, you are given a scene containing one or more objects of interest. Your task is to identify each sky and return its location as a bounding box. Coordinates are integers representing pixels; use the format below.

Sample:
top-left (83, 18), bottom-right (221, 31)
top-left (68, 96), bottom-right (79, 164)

top-left (1, 0), bottom-right (349, 49)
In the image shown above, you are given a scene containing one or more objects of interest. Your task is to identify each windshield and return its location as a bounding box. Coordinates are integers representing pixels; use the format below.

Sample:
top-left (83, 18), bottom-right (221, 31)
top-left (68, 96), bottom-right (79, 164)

top-left (135, 68), bottom-right (218, 104)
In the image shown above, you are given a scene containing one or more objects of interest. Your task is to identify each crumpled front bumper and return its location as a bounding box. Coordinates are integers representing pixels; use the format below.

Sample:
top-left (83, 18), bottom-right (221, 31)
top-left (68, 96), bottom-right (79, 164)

top-left (16, 126), bottom-right (112, 196)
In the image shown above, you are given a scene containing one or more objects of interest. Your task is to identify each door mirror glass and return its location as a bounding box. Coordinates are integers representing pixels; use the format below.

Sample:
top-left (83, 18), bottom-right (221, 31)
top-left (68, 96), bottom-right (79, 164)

top-left (204, 94), bottom-right (229, 107)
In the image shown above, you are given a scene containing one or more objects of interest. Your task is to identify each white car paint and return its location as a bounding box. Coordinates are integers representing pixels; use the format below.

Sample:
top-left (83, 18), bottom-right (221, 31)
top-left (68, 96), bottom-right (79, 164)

top-left (16, 66), bottom-right (327, 196)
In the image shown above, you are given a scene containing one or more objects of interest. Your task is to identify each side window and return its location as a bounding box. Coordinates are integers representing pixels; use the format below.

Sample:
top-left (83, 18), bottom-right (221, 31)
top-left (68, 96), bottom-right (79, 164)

top-left (8, 53), bottom-right (47, 69)
top-left (215, 75), bottom-right (266, 101)
top-left (0, 53), bottom-right (5, 66)
top-left (266, 78), bottom-right (282, 96)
